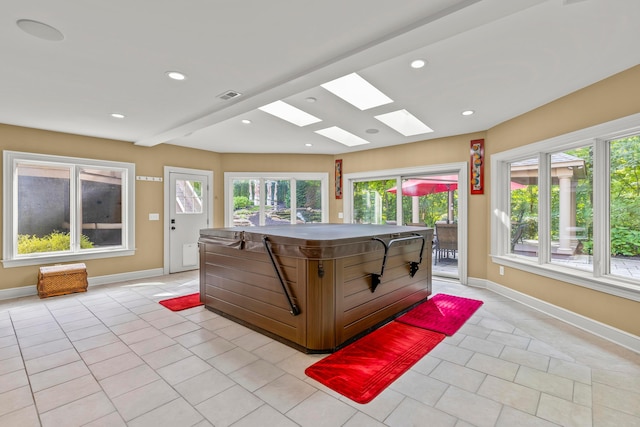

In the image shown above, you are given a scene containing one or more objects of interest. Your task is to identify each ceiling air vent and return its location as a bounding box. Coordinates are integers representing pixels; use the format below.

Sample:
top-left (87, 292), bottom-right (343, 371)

top-left (218, 90), bottom-right (242, 100)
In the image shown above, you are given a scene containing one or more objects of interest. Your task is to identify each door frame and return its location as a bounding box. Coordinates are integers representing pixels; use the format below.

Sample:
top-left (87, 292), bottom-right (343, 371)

top-left (163, 166), bottom-right (214, 275)
top-left (342, 162), bottom-right (468, 285)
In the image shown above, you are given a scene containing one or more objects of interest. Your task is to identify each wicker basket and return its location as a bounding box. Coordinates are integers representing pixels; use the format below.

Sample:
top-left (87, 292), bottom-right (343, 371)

top-left (38, 263), bottom-right (88, 298)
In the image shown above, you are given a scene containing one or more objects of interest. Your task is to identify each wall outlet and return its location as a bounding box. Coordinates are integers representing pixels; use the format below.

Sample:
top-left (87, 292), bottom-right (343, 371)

top-left (499, 266), bottom-right (505, 275)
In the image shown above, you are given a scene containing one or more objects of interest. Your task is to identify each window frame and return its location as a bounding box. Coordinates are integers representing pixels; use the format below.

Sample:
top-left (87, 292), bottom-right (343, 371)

top-left (3, 151), bottom-right (135, 267)
top-left (223, 172), bottom-right (329, 227)
top-left (490, 112), bottom-right (640, 302)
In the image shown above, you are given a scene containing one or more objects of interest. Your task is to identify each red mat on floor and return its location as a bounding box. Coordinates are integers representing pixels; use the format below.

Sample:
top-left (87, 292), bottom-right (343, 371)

top-left (396, 293), bottom-right (483, 336)
top-left (305, 321), bottom-right (445, 404)
top-left (159, 293), bottom-right (203, 311)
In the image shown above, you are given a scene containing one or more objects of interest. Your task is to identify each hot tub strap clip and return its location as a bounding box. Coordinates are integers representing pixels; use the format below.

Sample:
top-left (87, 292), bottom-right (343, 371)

top-left (371, 233), bottom-right (425, 293)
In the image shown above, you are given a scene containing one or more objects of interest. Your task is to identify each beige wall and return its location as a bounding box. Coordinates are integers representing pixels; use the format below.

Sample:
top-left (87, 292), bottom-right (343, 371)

top-left (0, 125), bottom-right (221, 289)
top-left (1, 65), bottom-right (639, 336)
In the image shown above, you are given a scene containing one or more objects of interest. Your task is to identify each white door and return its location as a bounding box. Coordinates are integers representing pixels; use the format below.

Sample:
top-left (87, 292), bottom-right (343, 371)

top-left (169, 172), bottom-right (209, 273)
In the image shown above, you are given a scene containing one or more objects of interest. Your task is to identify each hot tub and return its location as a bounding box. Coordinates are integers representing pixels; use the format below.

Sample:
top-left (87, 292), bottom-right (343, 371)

top-left (199, 223), bottom-right (433, 352)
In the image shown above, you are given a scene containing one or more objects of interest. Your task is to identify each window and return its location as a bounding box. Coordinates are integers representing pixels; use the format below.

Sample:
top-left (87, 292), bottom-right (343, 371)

top-left (175, 179), bottom-right (203, 214)
top-left (224, 173), bottom-right (328, 226)
top-left (3, 151), bottom-right (135, 267)
top-left (491, 113), bottom-right (640, 300)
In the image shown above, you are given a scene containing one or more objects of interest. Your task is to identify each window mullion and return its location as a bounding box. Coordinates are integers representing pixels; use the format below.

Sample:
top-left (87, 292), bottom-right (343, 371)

top-left (592, 139), bottom-right (609, 277)
top-left (538, 153), bottom-right (551, 265)
top-left (396, 177), bottom-right (403, 224)
top-left (290, 179), bottom-right (297, 225)
top-left (71, 165), bottom-right (79, 253)
top-left (259, 179), bottom-right (266, 226)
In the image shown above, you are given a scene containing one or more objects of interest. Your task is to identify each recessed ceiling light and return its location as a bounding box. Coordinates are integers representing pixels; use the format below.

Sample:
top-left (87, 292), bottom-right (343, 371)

top-left (305, 143), bottom-right (313, 147)
top-left (110, 113), bottom-right (125, 119)
top-left (374, 109), bottom-right (433, 136)
top-left (410, 59), bottom-right (426, 69)
top-left (365, 128), bottom-right (379, 134)
top-left (166, 71), bottom-right (187, 81)
top-left (462, 110), bottom-right (475, 116)
top-left (241, 119), bottom-right (251, 124)
top-left (315, 127), bottom-right (370, 147)
top-left (16, 19), bottom-right (64, 41)
top-left (258, 100), bottom-right (322, 127)
top-left (305, 97), bottom-right (317, 103)
top-left (321, 73), bottom-right (393, 111)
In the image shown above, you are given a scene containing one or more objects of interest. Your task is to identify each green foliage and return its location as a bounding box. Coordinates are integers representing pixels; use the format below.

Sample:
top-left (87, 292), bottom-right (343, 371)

top-left (610, 227), bottom-right (640, 256)
top-left (233, 196), bottom-right (251, 210)
top-left (353, 179), bottom-right (396, 223)
top-left (18, 231), bottom-right (93, 254)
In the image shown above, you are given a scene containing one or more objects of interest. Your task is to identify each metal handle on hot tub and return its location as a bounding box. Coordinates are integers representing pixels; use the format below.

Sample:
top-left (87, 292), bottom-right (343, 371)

top-left (370, 233), bottom-right (425, 293)
top-left (262, 236), bottom-right (301, 316)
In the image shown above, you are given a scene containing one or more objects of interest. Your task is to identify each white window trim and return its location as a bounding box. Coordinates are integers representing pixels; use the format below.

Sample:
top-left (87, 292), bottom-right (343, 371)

top-left (3, 151), bottom-right (135, 268)
top-left (342, 162), bottom-right (468, 285)
top-left (223, 172), bottom-right (329, 227)
top-left (490, 112), bottom-right (640, 302)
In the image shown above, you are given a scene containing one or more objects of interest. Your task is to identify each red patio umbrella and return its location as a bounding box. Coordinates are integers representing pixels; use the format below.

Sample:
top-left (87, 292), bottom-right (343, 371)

top-left (387, 176), bottom-right (458, 196)
top-left (388, 177), bottom-right (527, 195)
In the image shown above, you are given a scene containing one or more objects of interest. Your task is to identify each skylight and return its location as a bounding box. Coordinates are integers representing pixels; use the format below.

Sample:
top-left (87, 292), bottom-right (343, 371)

top-left (258, 101), bottom-right (322, 127)
top-left (320, 73), bottom-right (393, 110)
top-left (374, 109), bottom-right (433, 136)
top-left (315, 127), bottom-right (370, 147)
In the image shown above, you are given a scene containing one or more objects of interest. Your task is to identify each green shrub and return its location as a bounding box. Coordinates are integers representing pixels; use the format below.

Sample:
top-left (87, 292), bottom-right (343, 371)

top-left (17, 231), bottom-right (94, 254)
top-left (233, 196), bottom-right (251, 210)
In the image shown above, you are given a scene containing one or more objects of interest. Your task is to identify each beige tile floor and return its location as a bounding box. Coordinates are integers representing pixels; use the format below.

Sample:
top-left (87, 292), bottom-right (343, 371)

top-left (1, 271), bottom-right (639, 427)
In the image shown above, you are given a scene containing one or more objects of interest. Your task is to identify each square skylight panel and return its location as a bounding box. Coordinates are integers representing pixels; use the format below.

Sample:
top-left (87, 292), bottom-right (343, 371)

top-left (315, 126), bottom-right (370, 147)
top-left (258, 100), bottom-right (322, 126)
top-left (321, 73), bottom-right (393, 110)
top-left (374, 109), bottom-right (434, 136)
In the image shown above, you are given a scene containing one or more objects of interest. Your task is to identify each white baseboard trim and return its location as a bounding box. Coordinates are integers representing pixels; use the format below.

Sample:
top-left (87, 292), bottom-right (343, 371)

top-left (467, 277), bottom-right (640, 354)
top-left (0, 268), bottom-right (165, 301)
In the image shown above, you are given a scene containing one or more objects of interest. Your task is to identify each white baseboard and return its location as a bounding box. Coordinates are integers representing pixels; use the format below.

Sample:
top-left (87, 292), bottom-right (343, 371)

top-left (468, 277), bottom-right (640, 354)
top-left (0, 268), bottom-right (165, 301)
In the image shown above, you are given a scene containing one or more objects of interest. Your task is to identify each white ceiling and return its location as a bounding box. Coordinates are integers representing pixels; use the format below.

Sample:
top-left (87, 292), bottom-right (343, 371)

top-left (1, 0), bottom-right (639, 155)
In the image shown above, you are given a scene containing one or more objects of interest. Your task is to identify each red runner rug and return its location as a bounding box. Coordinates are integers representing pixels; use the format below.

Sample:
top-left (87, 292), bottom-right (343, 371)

top-left (396, 293), bottom-right (483, 335)
top-left (159, 293), bottom-right (203, 311)
top-left (305, 322), bottom-right (445, 404)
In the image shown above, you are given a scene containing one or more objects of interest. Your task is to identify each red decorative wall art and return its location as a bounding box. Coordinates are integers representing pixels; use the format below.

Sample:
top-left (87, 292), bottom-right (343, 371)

top-left (470, 139), bottom-right (484, 194)
top-left (335, 159), bottom-right (343, 199)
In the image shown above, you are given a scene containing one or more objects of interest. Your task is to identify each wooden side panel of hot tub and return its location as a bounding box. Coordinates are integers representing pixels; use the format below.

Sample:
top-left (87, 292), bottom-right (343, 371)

top-left (199, 242), bottom-right (309, 347)
top-left (334, 240), bottom-right (432, 345)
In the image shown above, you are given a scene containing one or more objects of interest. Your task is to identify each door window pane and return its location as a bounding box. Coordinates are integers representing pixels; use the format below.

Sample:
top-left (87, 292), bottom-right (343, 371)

top-left (510, 158), bottom-right (539, 259)
top-left (175, 179), bottom-right (203, 214)
top-left (16, 163), bottom-right (71, 254)
top-left (549, 148), bottom-right (592, 272)
top-left (352, 179), bottom-right (396, 224)
top-left (609, 135), bottom-right (640, 279)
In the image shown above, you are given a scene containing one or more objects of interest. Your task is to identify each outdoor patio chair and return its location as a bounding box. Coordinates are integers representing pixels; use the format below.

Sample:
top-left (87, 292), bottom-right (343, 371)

top-left (435, 223), bottom-right (457, 262)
